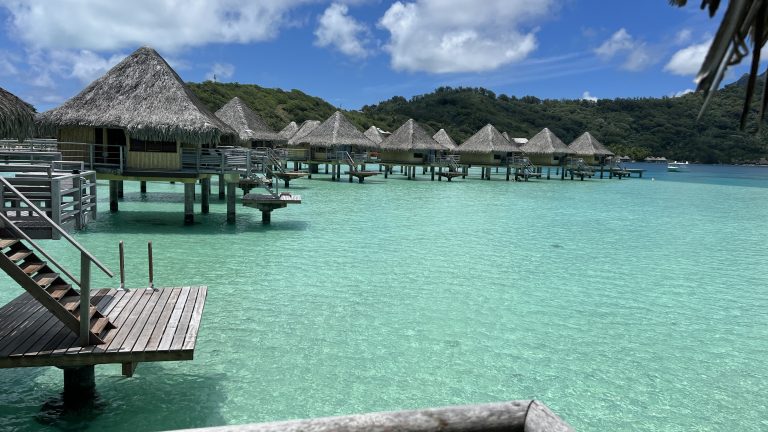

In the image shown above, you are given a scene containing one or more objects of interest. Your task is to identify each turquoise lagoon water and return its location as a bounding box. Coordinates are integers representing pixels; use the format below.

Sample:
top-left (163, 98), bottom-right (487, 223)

top-left (0, 163), bottom-right (767, 431)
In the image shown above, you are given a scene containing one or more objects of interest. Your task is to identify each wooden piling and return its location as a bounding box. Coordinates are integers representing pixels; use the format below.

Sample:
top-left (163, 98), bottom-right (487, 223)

top-left (226, 182), bottom-right (236, 223)
top-left (184, 182), bottom-right (194, 224)
top-left (218, 174), bottom-right (225, 198)
top-left (140, 181), bottom-right (147, 193)
top-left (109, 180), bottom-right (118, 212)
top-left (201, 177), bottom-right (210, 214)
top-left (430, 166), bottom-right (435, 181)
top-left (117, 180), bottom-right (124, 198)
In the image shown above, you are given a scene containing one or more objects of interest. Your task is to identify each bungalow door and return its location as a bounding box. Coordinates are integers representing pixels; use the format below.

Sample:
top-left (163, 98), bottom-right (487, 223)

top-left (105, 128), bottom-right (126, 167)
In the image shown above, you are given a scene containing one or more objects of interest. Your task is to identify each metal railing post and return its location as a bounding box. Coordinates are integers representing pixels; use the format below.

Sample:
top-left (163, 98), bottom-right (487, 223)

top-left (79, 251), bottom-right (91, 346)
top-left (147, 241), bottom-right (155, 290)
top-left (119, 146), bottom-right (124, 173)
top-left (119, 241), bottom-right (125, 290)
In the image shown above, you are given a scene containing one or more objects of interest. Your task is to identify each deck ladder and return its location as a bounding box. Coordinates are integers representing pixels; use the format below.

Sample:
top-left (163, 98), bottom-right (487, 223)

top-left (0, 177), bottom-right (115, 346)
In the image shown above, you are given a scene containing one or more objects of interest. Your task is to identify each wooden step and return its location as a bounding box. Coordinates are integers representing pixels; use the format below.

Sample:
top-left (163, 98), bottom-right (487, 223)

top-left (33, 272), bottom-right (60, 288)
top-left (7, 249), bottom-right (33, 262)
top-left (60, 295), bottom-right (80, 312)
top-left (90, 317), bottom-right (111, 335)
top-left (72, 305), bottom-right (98, 321)
top-left (0, 239), bottom-right (19, 249)
top-left (20, 261), bottom-right (46, 275)
top-left (47, 284), bottom-right (72, 300)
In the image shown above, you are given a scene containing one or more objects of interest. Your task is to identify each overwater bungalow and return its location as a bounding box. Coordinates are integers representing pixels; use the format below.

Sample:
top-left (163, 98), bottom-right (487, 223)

top-left (35, 46), bottom-right (243, 224)
top-left (457, 124), bottom-right (518, 170)
top-left (214, 96), bottom-right (283, 148)
top-left (379, 119), bottom-right (446, 179)
top-left (292, 111), bottom-right (378, 181)
top-left (519, 128), bottom-right (574, 167)
top-left (0, 86), bottom-right (35, 141)
top-left (568, 132), bottom-right (615, 165)
top-left (277, 121), bottom-right (299, 140)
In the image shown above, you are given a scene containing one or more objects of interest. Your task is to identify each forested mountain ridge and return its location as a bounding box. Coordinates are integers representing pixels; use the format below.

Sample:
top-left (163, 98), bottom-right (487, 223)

top-left (189, 76), bottom-right (768, 163)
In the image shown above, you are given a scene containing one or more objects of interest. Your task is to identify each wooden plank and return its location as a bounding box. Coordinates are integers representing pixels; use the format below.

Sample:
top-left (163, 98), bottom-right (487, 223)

top-left (169, 287), bottom-right (200, 351)
top-left (117, 289), bottom-right (166, 352)
top-left (79, 289), bottom-right (141, 354)
top-left (131, 288), bottom-right (174, 353)
top-left (0, 305), bottom-right (58, 356)
top-left (64, 289), bottom-right (119, 355)
top-left (181, 287), bottom-right (207, 350)
top-left (18, 314), bottom-right (70, 357)
top-left (0, 295), bottom-right (39, 339)
top-left (143, 288), bottom-right (182, 351)
top-left (103, 290), bottom-right (155, 352)
top-left (97, 290), bottom-right (150, 351)
top-left (155, 288), bottom-right (190, 351)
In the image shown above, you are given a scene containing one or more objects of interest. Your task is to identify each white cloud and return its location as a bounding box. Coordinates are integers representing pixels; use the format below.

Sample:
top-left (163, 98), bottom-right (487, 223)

top-left (0, 0), bottom-right (310, 52)
top-left (0, 51), bottom-right (19, 76)
top-left (675, 29), bottom-right (693, 45)
top-left (664, 40), bottom-right (711, 76)
top-left (581, 91), bottom-right (597, 102)
top-left (62, 50), bottom-right (125, 83)
top-left (378, 0), bottom-right (555, 73)
top-left (315, 3), bottom-right (369, 58)
top-left (205, 63), bottom-right (235, 81)
top-left (595, 28), bottom-right (654, 72)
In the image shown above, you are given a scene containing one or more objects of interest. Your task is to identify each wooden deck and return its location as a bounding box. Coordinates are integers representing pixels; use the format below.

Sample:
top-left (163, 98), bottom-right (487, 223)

top-left (0, 286), bottom-right (206, 368)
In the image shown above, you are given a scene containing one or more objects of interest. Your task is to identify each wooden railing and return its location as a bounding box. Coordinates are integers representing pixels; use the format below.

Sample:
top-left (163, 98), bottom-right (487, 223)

top-left (0, 166), bottom-right (98, 239)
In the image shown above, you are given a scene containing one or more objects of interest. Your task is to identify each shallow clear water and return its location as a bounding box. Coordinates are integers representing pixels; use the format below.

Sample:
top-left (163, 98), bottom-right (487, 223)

top-left (1, 163), bottom-right (767, 432)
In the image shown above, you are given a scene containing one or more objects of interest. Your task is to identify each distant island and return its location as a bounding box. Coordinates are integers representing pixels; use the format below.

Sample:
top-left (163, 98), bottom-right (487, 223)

top-left (188, 74), bottom-right (768, 164)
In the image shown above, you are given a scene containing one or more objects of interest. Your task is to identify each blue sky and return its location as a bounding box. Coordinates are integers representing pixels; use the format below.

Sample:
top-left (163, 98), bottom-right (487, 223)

top-left (0, 1), bottom-right (746, 112)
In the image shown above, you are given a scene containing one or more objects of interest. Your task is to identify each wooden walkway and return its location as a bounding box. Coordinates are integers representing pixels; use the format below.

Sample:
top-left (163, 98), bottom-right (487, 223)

top-left (0, 286), bottom-right (206, 369)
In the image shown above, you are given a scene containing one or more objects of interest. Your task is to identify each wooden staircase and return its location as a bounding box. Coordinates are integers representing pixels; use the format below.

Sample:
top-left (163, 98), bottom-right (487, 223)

top-left (0, 238), bottom-right (114, 345)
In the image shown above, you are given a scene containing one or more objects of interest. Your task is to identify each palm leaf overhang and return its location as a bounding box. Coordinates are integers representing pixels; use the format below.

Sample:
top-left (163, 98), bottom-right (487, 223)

top-left (671, 0), bottom-right (768, 129)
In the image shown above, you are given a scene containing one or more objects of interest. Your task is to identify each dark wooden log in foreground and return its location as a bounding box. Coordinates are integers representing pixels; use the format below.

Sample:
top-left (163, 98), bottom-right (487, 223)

top-left (172, 400), bottom-right (573, 432)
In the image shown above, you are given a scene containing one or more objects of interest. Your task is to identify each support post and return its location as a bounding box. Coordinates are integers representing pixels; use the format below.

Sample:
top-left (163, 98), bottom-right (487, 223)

top-left (219, 174), bottom-right (225, 199)
top-left (201, 177), bottom-right (210, 214)
top-left (79, 251), bottom-right (91, 346)
top-left (227, 182), bottom-right (236, 223)
top-left (261, 209), bottom-right (272, 224)
top-left (140, 181), bottom-right (147, 193)
top-left (384, 165), bottom-right (389, 178)
top-left (109, 180), bottom-right (118, 212)
top-left (74, 176), bottom-right (83, 230)
top-left (184, 182), bottom-right (194, 225)
top-left (117, 180), bottom-right (124, 198)
top-left (63, 366), bottom-right (95, 404)
top-left (430, 166), bottom-right (435, 181)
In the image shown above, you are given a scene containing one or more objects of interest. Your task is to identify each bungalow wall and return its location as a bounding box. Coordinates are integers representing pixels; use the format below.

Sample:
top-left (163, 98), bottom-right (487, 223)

top-left (380, 150), bottom-right (426, 164)
top-left (527, 154), bottom-right (563, 166)
top-left (126, 139), bottom-right (181, 170)
top-left (458, 152), bottom-right (504, 166)
top-left (58, 127), bottom-right (94, 162)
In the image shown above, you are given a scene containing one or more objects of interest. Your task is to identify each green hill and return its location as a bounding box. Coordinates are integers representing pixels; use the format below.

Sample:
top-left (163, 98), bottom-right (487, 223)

top-left (189, 77), bottom-right (768, 163)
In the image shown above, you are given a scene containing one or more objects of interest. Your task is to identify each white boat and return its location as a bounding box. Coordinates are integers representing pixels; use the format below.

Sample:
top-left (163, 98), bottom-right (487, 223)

top-left (667, 161), bottom-right (689, 172)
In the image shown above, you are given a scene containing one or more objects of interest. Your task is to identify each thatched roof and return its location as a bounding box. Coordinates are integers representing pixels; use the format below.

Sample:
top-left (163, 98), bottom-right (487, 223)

top-left (37, 46), bottom-right (235, 145)
top-left (364, 125), bottom-right (385, 144)
top-left (458, 124), bottom-right (517, 154)
top-left (298, 111), bottom-right (376, 149)
top-left (278, 121), bottom-right (299, 140)
top-left (568, 132), bottom-right (614, 157)
top-left (0, 86), bottom-right (35, 140)
top-left (520, 128), bottom-right (574, 155)
top-left (287, 120), bottom-right (321, 146)
top-left (214, 97), bottom-right (280, 142)
top-left (380, 119), bottom-right (443, 151)
top-left (432, 129), bottom-right (457, 151)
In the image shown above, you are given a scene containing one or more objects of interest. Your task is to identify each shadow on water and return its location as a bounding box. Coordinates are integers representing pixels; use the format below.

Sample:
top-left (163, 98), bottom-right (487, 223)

top-left (33, 365), bottom-right (228, 432)
top-left (80, 211), bottom-right (309, 235)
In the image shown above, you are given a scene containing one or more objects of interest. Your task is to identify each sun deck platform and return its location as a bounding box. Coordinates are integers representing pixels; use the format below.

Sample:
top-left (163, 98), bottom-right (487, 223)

top-left (0, 286), bottom-right (206, 369)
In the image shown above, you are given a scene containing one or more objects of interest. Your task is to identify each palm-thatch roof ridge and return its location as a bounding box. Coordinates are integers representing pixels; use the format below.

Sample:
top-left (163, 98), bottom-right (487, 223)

top-left (458, 124), bottom-right (517, 154)
top-left (214, 97), bottom-right (280, 142)
top-left (287, 120), bottom-right (321, 146)
top-left (380, 119), bottom-right (442, 151)
top-left (432, 129), bottom-right (457, 151)
top-left (299, 111), bottom-right (376, 148)
top-left (520, 128), bottom-right (574, 155)
top-left (278, 121), bottom-right (299, 140)
top-left (568, 132), bottom-right (614, 157)
top-left (37, 46), bottom-right (235, 145)
top-left (364, 125), bottom-right (385, 144)
top-left (0, 86), bottom-right (35, 140)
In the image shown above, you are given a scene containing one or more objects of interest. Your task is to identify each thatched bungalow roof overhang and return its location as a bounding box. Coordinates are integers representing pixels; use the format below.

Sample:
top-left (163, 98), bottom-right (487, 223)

top-left (364, 125), bottom-right (385, 144)
top-left (278, 121), bottom-right (299, 140)
top-left (37, 46), bottom-right (235, 145)
top-left (568, 132), bottom-right (615, 157)
top-left (0, 86), bottom-right (35, 140)
top-left (457, 124), bottom-right (517, 154)
top-left (299, 111), bottom-right (376, 149)
top-left (432, 129), bottom-right (457, 151)
top-left (520, 128), bottom-right (575, 155)
top-left (380, 119), bottom-right (442, 151)
top-left (287, 120), bottom-right (321, 146)
top-left (215, 97), bottom-right (280, 143)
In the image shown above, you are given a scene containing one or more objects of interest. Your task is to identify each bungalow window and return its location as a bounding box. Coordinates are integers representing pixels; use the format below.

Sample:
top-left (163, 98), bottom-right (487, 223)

top-left (494, 154), bottom-right (501, 160)
top-left (413, 153), bottom-right (424, 158)
top-left (130, 138), bottom-right (177, 153)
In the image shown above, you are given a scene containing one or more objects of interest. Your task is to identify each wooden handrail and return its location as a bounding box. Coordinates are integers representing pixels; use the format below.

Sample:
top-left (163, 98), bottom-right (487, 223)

top-left (0, 176), bottom-right (114, 278)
